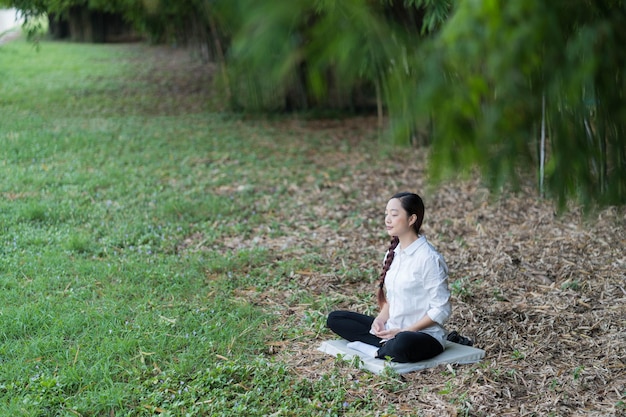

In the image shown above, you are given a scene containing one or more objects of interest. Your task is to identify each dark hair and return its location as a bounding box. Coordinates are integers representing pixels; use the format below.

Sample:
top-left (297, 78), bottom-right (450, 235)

top-left (376, 192), bottom-right (425, 307)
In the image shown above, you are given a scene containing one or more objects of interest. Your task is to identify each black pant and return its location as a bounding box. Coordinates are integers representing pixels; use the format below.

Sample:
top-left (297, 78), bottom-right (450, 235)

top-left (326, 310), bottom-right (444, 363)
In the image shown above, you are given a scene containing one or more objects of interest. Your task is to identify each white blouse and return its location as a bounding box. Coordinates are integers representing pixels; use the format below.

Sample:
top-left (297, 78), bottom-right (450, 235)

top-left (384, 235), bottom-right (451, 348)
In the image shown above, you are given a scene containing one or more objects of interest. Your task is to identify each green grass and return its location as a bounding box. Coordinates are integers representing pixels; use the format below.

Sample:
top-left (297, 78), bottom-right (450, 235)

top-left (0, 38), bottom-right (394, 416)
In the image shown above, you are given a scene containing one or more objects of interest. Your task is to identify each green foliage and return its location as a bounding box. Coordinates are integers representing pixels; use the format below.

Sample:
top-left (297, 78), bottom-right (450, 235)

top-left (226, 0), bottom-right (446, 111)
top-left (6, 0), bottom-right (625, 208)
top-left (411, 0), bottom-right (626, 209)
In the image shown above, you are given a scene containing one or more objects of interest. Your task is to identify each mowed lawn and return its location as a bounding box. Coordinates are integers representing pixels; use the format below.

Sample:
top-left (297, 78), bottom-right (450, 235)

top-left (0, 39), bottom-right (392, 416)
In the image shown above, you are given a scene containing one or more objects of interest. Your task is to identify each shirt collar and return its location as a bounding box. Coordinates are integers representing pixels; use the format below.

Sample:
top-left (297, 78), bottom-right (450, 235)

top-left (393, 235), bottom-right (426, 255)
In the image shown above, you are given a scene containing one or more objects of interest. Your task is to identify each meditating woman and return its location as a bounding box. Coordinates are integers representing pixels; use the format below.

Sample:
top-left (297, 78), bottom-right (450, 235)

top-left (326, 192), bottom-right (451, 363)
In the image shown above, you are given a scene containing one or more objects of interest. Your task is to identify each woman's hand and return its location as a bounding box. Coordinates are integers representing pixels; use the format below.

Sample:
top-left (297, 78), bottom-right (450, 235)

top-left (371, 317), bottom-right (402, 340)
top-left (371, 317), bottom-right (386, 335)
top-left (375, 327), bottom-right (401, 340)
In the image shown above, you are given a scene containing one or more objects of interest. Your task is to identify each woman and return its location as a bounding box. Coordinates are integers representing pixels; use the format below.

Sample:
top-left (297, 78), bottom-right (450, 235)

top-left (327, 192), bottom-right (451, 363)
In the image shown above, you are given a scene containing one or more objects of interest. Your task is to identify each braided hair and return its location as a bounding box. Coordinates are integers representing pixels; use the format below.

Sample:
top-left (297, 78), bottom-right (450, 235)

top-left (377, 236), bottom-right (399, 307)
top-left (376, 192), bottom-right (425, 308)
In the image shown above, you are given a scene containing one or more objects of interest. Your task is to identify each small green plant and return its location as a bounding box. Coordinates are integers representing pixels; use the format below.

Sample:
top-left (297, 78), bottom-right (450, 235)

top-left (438, 379), bottom-right (455, 395)
top-left (301, 310), bottom-right (327, 337)
top-left (378, 362), bottom-right (405, 392)
top-left (350, 354), bottom-right (365, 369)
top-left (444, 364), bottom-right (457, 377)
top-left (561, 279), bottom-right (582, 291)
top-left (512, 349), bottom-right (525, 360)
top-left (549, 378), bottom-right (560, 391)
top-left (66, 233), bottom-right (93, 254)
top-left (20, 203), bottom-right (48, 223)
top-left (450, 276), bottom-right (473, 299)
top-left (616, 391), bottom-right (626, 412)
top-left (454, 391), bottom-right (472, 417)
top-left (492, 288), bottom-right (506, 301)
top-left (573, 365), bottom-right (584, 380)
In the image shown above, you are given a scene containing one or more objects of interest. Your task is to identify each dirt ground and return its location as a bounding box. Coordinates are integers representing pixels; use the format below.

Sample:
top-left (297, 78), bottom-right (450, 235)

top-left (246, 132), bottom-right (626, 416)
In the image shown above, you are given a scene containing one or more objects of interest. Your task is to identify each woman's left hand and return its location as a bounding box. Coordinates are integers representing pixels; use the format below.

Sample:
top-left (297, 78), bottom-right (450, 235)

top-left (375, 328), bottom-right (402, 340)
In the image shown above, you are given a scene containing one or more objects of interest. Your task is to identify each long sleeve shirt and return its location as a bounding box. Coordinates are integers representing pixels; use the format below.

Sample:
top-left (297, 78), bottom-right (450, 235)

top-left (384, 235), bottom-right (451, 348)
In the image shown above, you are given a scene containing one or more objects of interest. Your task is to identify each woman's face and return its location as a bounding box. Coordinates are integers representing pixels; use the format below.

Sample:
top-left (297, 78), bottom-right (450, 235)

top-left (384, 198), bottom-right (415, 238)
